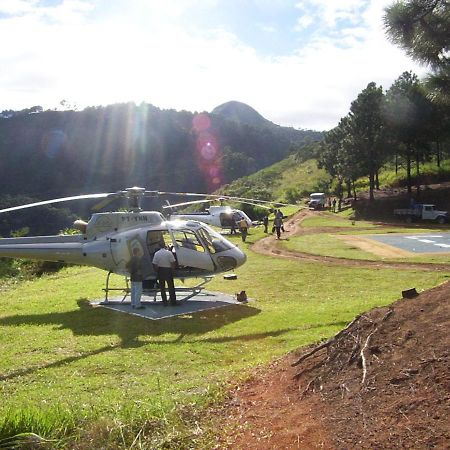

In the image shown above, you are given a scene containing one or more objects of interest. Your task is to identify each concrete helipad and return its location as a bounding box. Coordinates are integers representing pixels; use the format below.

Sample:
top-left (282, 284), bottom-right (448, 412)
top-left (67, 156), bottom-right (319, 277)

top-left (90, 290), bottom-right (244, 320)
top-left (367, 233), bottom-right (450, 254)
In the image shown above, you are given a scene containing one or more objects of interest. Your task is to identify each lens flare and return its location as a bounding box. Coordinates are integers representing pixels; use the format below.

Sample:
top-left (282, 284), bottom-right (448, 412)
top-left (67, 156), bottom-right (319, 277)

top-left (192, 113), bottom-right (223, 190)
top-left (192, 113), bottom-right (211, 132)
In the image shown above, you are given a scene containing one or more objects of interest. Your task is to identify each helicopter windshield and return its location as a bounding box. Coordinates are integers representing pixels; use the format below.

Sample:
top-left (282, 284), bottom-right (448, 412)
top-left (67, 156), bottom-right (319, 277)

top-left (171, 230), bottom-right (206, 253)
top-left (197, 227), bottom-right (234, 254)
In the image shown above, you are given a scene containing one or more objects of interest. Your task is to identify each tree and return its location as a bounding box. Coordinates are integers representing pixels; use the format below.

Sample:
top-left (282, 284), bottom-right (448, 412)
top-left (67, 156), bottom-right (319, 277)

top-left (348, 82), bottom-right (386, 201)
top-left (384, 0), bottom-right (450, 104)
top-left (383, 72), bottom-right (434, 194)
top-left (318, 116), bottom-right (364, 201)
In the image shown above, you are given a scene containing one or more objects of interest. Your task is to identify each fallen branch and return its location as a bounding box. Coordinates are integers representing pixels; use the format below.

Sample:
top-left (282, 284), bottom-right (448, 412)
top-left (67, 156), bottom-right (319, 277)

top-left (301, 377), bottom-right (317, 398)
top-left (291, 313), bottom-right (363, 367)
top-left (361, 329), bottom-right (376, 385)
top-left (361, 309), bottom-right (394, 385)
top-left (294, 359), bottom-right (324, 380)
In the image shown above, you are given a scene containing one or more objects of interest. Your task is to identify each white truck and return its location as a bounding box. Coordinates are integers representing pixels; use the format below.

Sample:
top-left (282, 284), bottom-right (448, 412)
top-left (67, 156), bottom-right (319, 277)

top-left (308, 192), bottom-right (326, 210)
top-left (393, 204), bottom-right (448, 224)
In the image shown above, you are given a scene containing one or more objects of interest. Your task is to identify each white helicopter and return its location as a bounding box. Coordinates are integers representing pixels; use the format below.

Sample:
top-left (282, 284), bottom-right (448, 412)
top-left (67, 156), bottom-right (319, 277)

top-left (0, 187), bottom-right (247, 299)
top-left (164, 194), bottom-right (291, 231)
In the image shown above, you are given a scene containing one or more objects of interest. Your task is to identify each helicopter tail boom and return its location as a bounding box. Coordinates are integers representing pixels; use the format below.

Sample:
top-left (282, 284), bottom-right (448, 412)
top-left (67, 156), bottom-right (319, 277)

top-left (0, 236), bottom-right (83, 264)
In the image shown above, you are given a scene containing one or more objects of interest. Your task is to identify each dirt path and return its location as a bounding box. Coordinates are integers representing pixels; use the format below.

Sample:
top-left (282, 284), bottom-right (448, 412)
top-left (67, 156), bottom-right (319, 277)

top-left (251, 209), bottom-right (450, 272)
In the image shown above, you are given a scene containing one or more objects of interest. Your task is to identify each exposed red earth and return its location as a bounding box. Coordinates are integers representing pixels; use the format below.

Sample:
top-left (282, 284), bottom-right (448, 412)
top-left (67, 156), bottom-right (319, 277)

top-left (214, 210), bottom-right (450, 449)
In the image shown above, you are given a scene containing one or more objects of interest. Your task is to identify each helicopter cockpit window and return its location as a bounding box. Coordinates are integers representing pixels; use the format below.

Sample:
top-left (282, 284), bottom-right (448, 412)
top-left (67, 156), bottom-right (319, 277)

top-left (197, 228), bottom-right (234, 253)
top-left (219, 212), bottom-right (234, 228)
top-left (146, 230), bottom-right (171, 256)
top-left (145, 212), bottom-right (166, 225)
top-left (171, 230), bottom-right (205, 253)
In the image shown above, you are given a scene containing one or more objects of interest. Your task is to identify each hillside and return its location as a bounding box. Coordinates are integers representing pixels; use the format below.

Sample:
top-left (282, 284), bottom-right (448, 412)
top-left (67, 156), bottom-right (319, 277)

top-left (0, 102), bottom-right (322, 200)
top-left (211, 101), bottom-right (273, 128)
top-left (216, 153), bottom-right (329, 204)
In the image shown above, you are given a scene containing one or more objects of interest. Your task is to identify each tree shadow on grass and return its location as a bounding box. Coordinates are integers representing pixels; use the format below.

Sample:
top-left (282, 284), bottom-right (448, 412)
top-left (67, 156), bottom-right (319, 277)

top-left (0, 300), bottom-right (353, 382)
top-left (0, 299), bottom-right (267, 381)
top-left (0, 298), bottom-right (262, 345)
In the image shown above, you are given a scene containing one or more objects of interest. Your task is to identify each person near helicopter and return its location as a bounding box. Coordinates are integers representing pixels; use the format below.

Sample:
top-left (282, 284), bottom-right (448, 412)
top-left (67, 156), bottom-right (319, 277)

top-left (126, 247), bottom-right (145, 309)
top-left (238, 217), bottom-right (248, 242)
top-left (152, 244), bottom-right (177, 306)
top-left (263, 216), bottom-right (269, 233)
top-left (230, 212), bottom-right (241, 235)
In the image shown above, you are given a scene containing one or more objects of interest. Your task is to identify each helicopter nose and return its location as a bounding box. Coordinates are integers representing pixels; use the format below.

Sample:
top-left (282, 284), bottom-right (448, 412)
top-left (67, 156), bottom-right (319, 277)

top-left (214, 247), bottom-right (247, 272)
top-left (234, 246), bottom-right (247, 268)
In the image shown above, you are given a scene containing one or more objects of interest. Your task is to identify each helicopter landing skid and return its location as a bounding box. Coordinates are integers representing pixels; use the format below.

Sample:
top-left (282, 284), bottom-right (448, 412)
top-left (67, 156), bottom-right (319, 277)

top-left (143, 276), bottom-right (213, 303)
top-left (101, 272), bottom-right (213, 304)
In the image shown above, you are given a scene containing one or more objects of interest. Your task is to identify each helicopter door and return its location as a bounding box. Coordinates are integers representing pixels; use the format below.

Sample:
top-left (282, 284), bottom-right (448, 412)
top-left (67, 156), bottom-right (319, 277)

top-left (170, 229), bottom-right (214, 271)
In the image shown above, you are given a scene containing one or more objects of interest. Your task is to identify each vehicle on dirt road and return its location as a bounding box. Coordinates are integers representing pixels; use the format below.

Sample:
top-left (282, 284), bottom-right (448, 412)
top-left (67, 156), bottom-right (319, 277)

top-left (308, 193), bottom-right (326, 210)
top-left (394, 204), bottom-right (448, 224)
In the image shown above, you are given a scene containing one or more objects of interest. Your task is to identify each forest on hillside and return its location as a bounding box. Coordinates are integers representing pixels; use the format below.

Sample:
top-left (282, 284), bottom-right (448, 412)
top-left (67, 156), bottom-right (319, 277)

top-left (0, 102), bottom-right (321, 199)
top-left (0, 102), bottom-right (321, 235)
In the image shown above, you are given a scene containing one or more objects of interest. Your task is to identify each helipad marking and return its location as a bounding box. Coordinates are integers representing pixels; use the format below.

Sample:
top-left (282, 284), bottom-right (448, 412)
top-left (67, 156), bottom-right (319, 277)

top-left (405, 235), bottom-right (442, 239)
top-left (366, 232), bottom-right (450, 254)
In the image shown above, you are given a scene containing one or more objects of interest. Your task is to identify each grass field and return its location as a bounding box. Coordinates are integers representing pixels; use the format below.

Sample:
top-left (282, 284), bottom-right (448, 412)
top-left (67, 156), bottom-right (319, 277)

top-left (0, 222), bottom-right (449, 448)
top-left (283, 213), bottom-right (450, 264)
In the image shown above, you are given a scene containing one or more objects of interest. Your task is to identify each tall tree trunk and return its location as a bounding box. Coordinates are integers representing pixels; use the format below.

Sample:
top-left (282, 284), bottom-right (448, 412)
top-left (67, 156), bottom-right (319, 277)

top-left (346, 179), bottom-right (352, 198)
top-left (368, 151), bottom-right (375, 201)
top-left (395, 153), bottom-right (398, 174)
top-left (352, 181), bottom-right (357, 200)
top-left (406, 145), bottom-right (412, 194)
top-left (436, 140), bottom-right (441, 167)
top-left (416, 151), bottom-right (421, 196)
top-left (369, 171), bottom-right (375, 201)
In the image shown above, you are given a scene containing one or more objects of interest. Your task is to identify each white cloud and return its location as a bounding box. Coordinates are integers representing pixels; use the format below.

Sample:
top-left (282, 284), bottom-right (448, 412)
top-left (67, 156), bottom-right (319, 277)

top-left (0, 0), bottom-right (426, 130)
top-left (257, 23), bottom-right (276, 33)
top-left (295, 0), bottom-right (363, 27)
top-left (0, 0), bottom-right (38, 15)
top-left (295, 14), bottom-right (313, 31)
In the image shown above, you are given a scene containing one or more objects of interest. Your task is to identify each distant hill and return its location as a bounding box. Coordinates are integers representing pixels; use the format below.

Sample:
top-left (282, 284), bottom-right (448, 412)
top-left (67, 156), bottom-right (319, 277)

top-left (211, 101), bottom-right (273, 128)
top-left (0, 102), bottom-right (323, 201)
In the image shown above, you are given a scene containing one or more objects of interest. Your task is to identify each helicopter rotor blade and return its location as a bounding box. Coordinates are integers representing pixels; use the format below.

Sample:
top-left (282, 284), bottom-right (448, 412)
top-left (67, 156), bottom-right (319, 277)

top-left (162, 198), bottom-right (215, 209)
top-left (158, 191), bottom-right (213, 198)
top-left (0, 193), bottom-right (112, 214)
top-left (235, 200), bottom-right (273, 210)
top-left (160, 191), bottom-right (297, 209)
top-left (213, 195), bottom-right (293, 207)
top-left (160, 191), bottom-right (293, 206)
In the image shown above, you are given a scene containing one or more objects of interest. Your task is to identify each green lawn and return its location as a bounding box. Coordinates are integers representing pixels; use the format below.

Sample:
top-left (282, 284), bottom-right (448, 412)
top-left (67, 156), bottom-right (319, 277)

top-left (0, 226), bottom-right (448, 448)
top-left (300, 214), bottom-right (380, 229)
top-left (284, 214), bottom-right (450, 264)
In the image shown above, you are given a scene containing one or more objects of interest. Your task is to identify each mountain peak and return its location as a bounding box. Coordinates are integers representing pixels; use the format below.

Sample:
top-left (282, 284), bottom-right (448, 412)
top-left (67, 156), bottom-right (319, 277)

top-left (211, 101), bottom-right (272, 127)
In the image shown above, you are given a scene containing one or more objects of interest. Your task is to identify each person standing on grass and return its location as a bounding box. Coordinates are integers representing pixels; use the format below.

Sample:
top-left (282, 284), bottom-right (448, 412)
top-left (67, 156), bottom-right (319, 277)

top-left (238, 218), bottom-right (249, 242)
top-left (263, 216), bottom-right (269, 233)
top-left (152, 244), bottom-right (177, 306)
top-left (126, 247), bottom-right (145, 309)
top-left (273, 215), bottom-right (283, 239)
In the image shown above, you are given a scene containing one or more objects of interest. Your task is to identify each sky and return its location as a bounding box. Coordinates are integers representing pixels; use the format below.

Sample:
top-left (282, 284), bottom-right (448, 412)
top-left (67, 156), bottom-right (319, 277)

top-left (0, 0), bottom-right (427, 131)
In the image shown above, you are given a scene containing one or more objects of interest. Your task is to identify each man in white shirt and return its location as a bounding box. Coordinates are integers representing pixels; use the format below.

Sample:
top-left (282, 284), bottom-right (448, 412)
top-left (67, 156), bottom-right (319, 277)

top-left (152, 245), bottom-right (177, 306)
